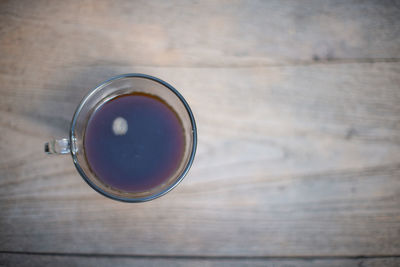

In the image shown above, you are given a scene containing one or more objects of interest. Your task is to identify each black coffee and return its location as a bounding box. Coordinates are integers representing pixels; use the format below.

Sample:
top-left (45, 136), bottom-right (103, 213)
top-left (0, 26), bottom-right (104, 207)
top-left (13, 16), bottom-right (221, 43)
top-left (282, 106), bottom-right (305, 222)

top-left (84, 93), bottom-right (185, 192)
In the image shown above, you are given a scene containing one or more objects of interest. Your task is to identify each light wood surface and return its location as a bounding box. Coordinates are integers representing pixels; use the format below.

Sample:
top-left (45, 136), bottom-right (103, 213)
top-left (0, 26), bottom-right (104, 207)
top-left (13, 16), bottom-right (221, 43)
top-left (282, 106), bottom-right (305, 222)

top-left (1, 0), bottom-right (400, 266)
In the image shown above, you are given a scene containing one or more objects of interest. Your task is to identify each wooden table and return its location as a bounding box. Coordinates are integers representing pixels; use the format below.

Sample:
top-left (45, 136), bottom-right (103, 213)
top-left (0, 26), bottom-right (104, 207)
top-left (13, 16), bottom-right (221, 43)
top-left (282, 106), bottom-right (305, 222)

top-left (1, 1), bottom-right (400, 266)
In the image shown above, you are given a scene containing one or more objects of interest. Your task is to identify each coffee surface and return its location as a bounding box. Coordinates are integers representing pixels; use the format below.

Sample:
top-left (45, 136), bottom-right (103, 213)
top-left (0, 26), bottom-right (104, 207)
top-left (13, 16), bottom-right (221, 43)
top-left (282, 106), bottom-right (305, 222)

top-left (84, 93), bottom-right (185, 192)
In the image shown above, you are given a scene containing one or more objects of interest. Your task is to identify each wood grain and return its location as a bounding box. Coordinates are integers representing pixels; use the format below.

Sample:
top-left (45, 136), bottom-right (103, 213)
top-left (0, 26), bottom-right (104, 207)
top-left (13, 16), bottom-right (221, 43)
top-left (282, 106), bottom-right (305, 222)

top-left (0, 0), bottom-right (399, 69)
top-left (1, 63), bottom-right (399, 256)
top-left (0, 0), bottom-right (400, 265)
top-left (1, 253), bottom-right (400, 267)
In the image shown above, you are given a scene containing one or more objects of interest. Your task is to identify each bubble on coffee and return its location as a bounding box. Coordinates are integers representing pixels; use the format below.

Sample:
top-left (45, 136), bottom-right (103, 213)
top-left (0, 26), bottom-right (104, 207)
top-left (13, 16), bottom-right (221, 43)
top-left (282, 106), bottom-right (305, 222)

top-left (112, 116), bottom-right (128, 135)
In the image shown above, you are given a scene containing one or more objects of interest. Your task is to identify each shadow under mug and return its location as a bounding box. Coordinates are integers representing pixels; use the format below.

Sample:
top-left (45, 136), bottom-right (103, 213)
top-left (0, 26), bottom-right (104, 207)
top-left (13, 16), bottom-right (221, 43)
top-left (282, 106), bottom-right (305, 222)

top-left (45, 74), bottom-right (197, 202)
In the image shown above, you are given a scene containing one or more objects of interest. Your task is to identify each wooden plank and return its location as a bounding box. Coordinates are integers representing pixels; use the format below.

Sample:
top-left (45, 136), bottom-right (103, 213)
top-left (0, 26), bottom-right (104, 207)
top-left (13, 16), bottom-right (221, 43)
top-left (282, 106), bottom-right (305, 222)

top-left (1, 0), bottom-right (400, 260)
top-left (0, 0), bottom-right (399, 69)
top-left (1, 254), bottom-right (400, 267)
top-left (0, 62), bottom-right (399, 256)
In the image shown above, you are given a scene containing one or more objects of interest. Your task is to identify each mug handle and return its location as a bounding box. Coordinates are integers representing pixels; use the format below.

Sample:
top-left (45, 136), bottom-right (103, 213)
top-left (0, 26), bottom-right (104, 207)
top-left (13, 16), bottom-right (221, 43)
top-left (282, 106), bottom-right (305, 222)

top-left (44, 138), bottom-right (70, 155)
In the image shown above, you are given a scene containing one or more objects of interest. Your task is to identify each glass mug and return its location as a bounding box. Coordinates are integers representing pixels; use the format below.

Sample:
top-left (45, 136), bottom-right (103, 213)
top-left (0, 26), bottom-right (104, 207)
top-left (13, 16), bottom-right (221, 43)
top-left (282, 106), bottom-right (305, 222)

top-left (45, 74), bottom-right (197, 202)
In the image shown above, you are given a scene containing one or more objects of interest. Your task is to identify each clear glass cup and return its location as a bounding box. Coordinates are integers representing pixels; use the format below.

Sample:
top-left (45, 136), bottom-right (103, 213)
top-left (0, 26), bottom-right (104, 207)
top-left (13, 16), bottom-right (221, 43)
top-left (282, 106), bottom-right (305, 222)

top-left (45, 74), bottom-right (197, 202)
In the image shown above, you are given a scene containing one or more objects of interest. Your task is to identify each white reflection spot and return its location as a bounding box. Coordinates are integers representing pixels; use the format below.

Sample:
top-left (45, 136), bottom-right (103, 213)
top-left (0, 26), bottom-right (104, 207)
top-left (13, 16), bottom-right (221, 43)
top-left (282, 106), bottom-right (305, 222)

top-left (112, 117), bottom-right (128, 135)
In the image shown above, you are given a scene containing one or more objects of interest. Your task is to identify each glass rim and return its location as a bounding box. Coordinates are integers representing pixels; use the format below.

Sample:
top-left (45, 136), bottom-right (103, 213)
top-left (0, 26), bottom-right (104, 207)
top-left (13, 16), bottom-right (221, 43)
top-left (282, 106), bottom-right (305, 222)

top-left (69, 73), bottom-right (197, 202)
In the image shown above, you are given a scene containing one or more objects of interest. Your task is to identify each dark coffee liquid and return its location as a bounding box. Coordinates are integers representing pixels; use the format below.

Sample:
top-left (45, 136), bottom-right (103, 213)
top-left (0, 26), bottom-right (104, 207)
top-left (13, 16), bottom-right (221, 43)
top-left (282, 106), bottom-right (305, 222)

top-left (84, 93), bottom-right (185, 192)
